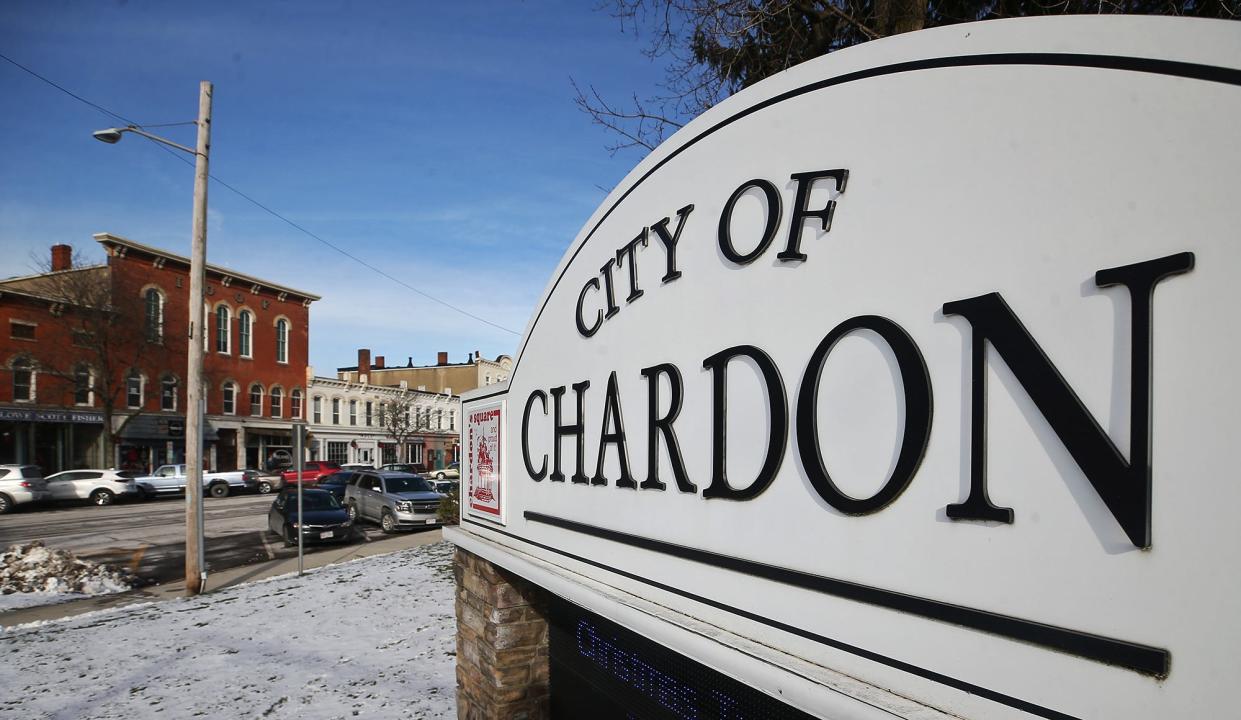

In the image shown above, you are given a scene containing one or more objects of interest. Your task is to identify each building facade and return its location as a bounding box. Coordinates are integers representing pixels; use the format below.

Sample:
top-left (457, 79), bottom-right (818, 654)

top-left (305, 375), bottom-right (459, 471)
top-left (336, 348), bottom-right (511, 396)
top-left (0, 235), bottom-right (319, 474)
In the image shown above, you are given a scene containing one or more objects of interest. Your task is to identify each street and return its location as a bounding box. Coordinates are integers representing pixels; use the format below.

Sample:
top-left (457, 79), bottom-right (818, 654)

top-left (0, 492), bottom-right (439, 585)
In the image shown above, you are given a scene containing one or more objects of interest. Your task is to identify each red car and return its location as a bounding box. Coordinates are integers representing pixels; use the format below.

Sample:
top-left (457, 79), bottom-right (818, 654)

top-left (280, 461), bottom-right (340, 486)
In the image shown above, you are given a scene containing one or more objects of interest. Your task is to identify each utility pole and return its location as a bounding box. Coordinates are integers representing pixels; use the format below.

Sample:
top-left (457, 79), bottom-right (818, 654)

top-left (184, 81), bottom-right (212, 596)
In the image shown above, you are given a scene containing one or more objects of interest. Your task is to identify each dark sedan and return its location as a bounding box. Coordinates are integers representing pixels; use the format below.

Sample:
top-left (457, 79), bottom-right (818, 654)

top-left (267, 489), bottom-right (354, 546)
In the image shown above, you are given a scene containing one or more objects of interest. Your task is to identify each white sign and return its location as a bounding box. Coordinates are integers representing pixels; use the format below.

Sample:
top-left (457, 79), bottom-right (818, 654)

top-left (454, 16), bottom-right (1241, 720)
top-left (464, 401), bottom-right (505, 524)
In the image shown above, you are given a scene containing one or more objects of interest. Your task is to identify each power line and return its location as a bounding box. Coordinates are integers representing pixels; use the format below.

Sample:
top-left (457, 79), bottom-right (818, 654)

top-left (0, 50), bottom-right (520, 336)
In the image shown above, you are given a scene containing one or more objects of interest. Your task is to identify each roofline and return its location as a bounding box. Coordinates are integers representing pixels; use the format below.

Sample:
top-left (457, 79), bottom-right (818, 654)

top-left (308, 376), bottom-right (459, 399)
top-left (0, 264), bottom-right (108, 286)
top-left (94, 233), bottom-right (322, 302)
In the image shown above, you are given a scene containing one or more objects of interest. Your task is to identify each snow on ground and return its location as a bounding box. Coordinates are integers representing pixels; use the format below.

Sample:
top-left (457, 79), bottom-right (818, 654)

top-left (0, 541), bottom-right (457, 720)
top-left (0, 542), bottom-right (135, 611)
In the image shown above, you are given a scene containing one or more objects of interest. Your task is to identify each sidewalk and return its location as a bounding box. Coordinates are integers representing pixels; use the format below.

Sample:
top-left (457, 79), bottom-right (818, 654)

top-left (0, 527), bottom-right (443, 628)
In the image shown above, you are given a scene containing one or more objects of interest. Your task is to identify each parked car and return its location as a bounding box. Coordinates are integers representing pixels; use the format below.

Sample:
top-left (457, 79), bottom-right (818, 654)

top-left (44, 469), bottom-right (142, 506)
top-left (344, 471), bottom-right (444, 533)
top-left (0, 464), bottom-right (50, 514)
top-left (380, 463), bottom-right (425, 476)
top-left (316, 471), bottom-right (355, 502)
top-left (267, 489), bottom-right (354, 546)
top-left (255, 472), bottom-right (283, 495)
top-left (280, 461), bottom-right (340, 487)
top-left (430, 462), bottom-right (459, 480)
top-left (133, 464), bottom-right (257, 498)
top-left (339, 463), bottom-right (373, 472)
top-left (429, 478), bottom-right (458, 495)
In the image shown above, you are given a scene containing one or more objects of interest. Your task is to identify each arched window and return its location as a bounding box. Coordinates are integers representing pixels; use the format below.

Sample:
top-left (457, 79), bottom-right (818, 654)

top-left (270, 386), bottom-right (283, 418)
top-left (238, 310), bottom-right (252, 357)
top-left (12, 357), bottom-right (34, 402)
top-left (126, 369), bottom-right (144, 409)
top-left (249, 384), bottom-right (264, 416)
top-left (73, 364), bottom-right (93, 406)
top-left (215, 305), bottom-right (231, 354)
top-left (313, 396), bottom-right (323, 424)
top-left (222, 382), bottom-right (236, 415)
top-left (161, 375), bottom-right (178, 412)
top-left (144, 288), bottom-right (164, 342)
top-left (290, 389), bottom-right (303, 420)
top-left (275, 319), bottom-right (289, 363)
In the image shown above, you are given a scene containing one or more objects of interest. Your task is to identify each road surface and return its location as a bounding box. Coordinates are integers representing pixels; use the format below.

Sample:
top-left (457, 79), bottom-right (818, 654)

top-left (0, 493), bottom-right (438, 584)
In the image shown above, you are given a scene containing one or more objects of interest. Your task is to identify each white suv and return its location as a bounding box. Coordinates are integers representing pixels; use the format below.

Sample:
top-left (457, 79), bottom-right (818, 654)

top-left (44, 469), bottom-right (142, 506)
top-left (0, 464), bottom-right (51, 514)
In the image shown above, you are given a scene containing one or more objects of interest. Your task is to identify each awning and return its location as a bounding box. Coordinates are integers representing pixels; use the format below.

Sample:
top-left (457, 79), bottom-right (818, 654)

top-left (118, 414), bottom-right (217, 442)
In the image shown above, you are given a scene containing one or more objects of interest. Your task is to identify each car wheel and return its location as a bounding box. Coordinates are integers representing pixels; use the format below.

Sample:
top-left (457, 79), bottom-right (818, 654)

top-left (380, 509), bottom-right (397, 534)
top-left (346, 501), bottom-right (358, 522)
top-left (0, 493), bottom-right (11, 514)
top-left (209, 483), bottom-right (229, 498)
top-left (436, 472), bottom-right (446, 479)
top-left (91, 489), bottom-right (115, 507)
top-left (258, 481), bottom-right (272, 495)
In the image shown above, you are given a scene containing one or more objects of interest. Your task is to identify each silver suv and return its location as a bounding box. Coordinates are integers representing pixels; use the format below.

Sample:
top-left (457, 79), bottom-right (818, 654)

top-left (0, 464), bottom-right (51, 514)
top-left (344, 471), bottom-right (444, 533)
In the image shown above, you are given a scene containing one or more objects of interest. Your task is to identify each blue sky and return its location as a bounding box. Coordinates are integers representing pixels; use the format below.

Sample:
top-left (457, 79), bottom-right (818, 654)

top-left (0, 0), bottom-right (666, 373)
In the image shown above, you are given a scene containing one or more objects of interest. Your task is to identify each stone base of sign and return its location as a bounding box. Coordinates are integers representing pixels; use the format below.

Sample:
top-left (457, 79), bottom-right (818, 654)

top-left (454, 547), bottom-right (549, 720)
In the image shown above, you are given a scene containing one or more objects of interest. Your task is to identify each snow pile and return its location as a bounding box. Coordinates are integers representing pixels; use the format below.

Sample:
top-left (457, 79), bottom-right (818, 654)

top-left (0, 542), bottom-right (135, 610)
top-left (1, 541), bottom-right (458, 719)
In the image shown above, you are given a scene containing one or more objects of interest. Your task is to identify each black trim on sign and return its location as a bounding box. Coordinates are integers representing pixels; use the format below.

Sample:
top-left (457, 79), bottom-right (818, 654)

top-left (505, 52), bottom-right (1241, 389)
top-left (463, 518), bottom-right (1080, 720)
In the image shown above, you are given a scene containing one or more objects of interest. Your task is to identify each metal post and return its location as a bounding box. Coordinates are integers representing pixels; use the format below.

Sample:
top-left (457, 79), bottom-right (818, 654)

top-left (295, 423), bottom-right (304, 575)
top-left (184, 80), bottom-right (212, 596)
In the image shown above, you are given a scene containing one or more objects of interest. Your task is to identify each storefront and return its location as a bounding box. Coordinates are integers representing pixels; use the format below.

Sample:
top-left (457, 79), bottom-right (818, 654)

top-left (0, 406), bottom-right (105, 474)
top-left (115, 414), bottom-right (204, 473)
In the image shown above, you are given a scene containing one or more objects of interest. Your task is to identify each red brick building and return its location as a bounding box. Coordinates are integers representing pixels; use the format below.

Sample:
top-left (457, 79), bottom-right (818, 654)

top-left (0, 234), bottom-right (319, 474)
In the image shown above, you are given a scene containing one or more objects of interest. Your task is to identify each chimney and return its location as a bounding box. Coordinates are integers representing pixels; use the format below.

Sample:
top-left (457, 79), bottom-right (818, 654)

top-left (437, 351), bottom-right (448, 366)
top-left (475, 349), bottom-right (481, 363)
top-left (407, 356), bottom-right (413, 367)
top-left (358, 348), bottom-right (371, 378)
top-left (51, 245), bottom-right (72, 272)
top-left (375, 355), bottom-right (385, 369)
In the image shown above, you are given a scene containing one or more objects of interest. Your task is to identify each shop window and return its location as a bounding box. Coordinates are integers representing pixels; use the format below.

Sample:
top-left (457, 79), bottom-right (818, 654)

top-left (126, 370), bottom-right (143, 409)
top-left (74, 365), bottom-right (93, 405)
top-left (291, 389), bottom-right (303, 420)
top-left (223, 382), bottom-right (236, 415)
top-left (270, 387), bottom-right (283, 418)
top-left (12, 357), bottom-right (34, 402)
top-left (331, 398), bottom-right (340, 425)
top-left (160, 376), bottom-right (177, 412)
top-left (313, 396), bottom-right (322, 424)
top-left (215, 305), bottom-right (231, 354)
top-left (249, 384), bottom-right (264, 416)
top-left (144, 288), bottom-right (164, 342)
top-left (275, 319), bottom-right (289, 363)
top-left (9, 321), bottom-right (36, 341)
top-left (238, 310), bottom-right (252, 357)
top-left (409, 443), bottom-right (423, 465)
top-left (381, 443), bottom-right (397, 465)
top-left (326, 441), bottom-right (348, 464)
top-left (349, 400), bottom-right (357, 426)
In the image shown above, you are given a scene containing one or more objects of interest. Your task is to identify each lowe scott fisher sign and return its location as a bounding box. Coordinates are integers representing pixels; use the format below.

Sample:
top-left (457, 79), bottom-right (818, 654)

top-left (453, 16), bottom-right (1241, 720)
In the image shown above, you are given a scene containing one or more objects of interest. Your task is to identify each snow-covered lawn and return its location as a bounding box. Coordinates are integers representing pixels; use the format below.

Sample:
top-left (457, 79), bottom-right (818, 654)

top-left (0, 541), bottom-right (458, 719)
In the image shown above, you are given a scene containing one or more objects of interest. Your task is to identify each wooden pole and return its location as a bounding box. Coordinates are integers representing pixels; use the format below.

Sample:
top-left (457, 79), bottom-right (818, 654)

top-left (185, 80), bottom-right (212, 596)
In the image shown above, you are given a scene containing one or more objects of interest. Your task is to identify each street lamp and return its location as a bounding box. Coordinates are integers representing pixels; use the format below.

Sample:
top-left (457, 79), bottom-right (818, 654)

top-left (94, 81), bottom-right (213, 597)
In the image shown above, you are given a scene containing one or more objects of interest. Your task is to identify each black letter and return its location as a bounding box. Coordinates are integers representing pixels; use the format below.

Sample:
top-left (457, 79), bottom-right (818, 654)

top-left (718, 179), bottom-right (781, 265)
top-left (779, 169), bottom-right (848, 262)
top-left (599, 258), bottom-right (620, 319)
top-left (649, 204), bottom-right (694, 283)
top-left (702, 345), bottom-right (787, 500)
top-left (796, 316), bottom-right (932, 514)
top-left (576, 278), bottom-right (602, 338)
top-left (550, 380), bottom-right (591, 484)
top-left (593, 371), bottom-right (634, 488)
top-left (615, 229), bottom-right (649, 303)
top-left (943, 252), bottom-right (1193, 548)
top-left (640, 363), bottom-right (694, 492)
top-left (523, 390), bottom-right (548, 481)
